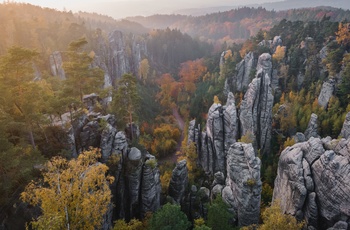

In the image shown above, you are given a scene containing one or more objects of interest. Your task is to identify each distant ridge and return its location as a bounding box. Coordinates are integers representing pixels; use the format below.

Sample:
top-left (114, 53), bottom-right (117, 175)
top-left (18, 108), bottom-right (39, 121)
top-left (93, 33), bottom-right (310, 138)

top-left (172, 0), bottom-right (350, 16)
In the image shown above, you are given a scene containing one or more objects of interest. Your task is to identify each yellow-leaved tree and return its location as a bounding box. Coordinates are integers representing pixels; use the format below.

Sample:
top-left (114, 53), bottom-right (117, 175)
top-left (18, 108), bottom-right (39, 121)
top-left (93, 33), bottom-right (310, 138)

top-left (21, 148), bottom-right (114, 230)
top-left (273, 45), bottom-right (286, 62)
top-left (258, 200), bottom-right (304, 230)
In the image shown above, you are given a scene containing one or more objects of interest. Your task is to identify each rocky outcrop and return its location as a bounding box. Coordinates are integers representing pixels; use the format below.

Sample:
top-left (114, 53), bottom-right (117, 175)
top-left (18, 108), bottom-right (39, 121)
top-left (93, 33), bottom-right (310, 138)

top-left (226, 51), bottom-right (257, 93)
top-left (193, 92), bottom-right (238, 175)
top-left (318, 79), bottom-right (335, 109)
top-left (141, 156), bottom-right (161, 216)
top-left (304, 113), bottom-right (319, 140)
top-left (340, 112), bottom-right (350, 139)
top-left (94, 30), bottom-right (147, 89)
top-left (223, 142), bottom-right (262, 227)
top-left (168, 160), bottom-right (189, 204)
top-left (66, 106), bottom-right (160, 222)
top-left (83, 93), bottom-right (102, 112)
top-left (100, 115), bottom-right (117, 162)
top-left (273, 115), bottom-right (350, 229)
top-left (125, 147), bottom-right (143, 218)
top-left (239, 53), bottom-right (274, 156)
top-left (49, 51), bottom-right (66, 80)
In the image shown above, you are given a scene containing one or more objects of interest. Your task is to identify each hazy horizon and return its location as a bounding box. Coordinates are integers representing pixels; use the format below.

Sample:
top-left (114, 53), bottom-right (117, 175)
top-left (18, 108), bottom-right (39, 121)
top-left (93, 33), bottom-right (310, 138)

top-left (9, 0), bottom-right (350, 19)
top-left (12, 0), bottom-right (282, 19)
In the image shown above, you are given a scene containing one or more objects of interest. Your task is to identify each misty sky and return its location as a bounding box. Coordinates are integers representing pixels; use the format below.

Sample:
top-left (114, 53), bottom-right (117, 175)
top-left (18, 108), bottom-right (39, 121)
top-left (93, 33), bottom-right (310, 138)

top-left (14, 0), bottom-right (281, 19)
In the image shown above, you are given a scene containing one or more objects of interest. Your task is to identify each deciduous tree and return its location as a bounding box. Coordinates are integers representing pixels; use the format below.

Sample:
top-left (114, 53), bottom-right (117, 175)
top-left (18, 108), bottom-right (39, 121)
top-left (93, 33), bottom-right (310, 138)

top-left (21, 148), bottom-right (114, 230)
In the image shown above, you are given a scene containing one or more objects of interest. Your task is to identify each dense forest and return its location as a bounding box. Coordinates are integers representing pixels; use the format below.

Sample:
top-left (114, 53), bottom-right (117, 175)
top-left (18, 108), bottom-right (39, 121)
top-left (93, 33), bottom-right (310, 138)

top-left (128, 6), bottom-right (350, 50)
top-left (1, 2), bottom-right (350, 230)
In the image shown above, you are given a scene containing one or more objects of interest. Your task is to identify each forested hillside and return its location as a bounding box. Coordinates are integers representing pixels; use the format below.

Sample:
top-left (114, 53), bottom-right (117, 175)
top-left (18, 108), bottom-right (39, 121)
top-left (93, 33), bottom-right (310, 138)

top-left (1, 2), bottom-right (350, 230)
top-left (128, 6), bottom-right (350, 49)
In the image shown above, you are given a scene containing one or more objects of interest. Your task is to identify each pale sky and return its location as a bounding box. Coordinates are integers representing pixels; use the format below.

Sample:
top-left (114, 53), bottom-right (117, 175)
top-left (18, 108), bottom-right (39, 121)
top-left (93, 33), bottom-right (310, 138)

top-left (13, 0), bottom-right (281, 19)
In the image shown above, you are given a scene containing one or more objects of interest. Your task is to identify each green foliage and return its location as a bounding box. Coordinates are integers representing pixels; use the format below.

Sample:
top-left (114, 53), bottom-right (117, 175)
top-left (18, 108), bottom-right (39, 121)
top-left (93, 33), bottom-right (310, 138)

top-left (246, 178), bottom-right (257, 187)
top-left (258, 200), bottom-right (304, 230)
top-left (207, 196), bottom-right (233, 230)
top-left (113, 219), bottom-right (143, 230)
top-left (338, 53), bottom-right (350, 105)
top-left (148, 203), bottom-right (191, 230)
top-left (323, 41), bottom-right (344, 77)
top-left (147, 28), bottom-right (211, 71)
top-left (111, 74), bottom-right (140, 130)
top-left (261, 182), bottom-right (273, 207)
top-left (0, 144), bottom-right (45, 207)
top-left (63, 37), bottom-right (104, 102)
top-left (239, 131), bottom-right (255, 144)
top-left (145, 158), bottom-right (158, 169)
top-left (21, 148), bottom-right (114, 230)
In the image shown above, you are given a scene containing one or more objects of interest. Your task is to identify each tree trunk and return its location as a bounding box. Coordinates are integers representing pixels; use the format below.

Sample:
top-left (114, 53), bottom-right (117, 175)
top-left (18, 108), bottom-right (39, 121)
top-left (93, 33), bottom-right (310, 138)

top-left (129, 111), bottom-right (133, 141)
top-left (28, 123), bottom-right (36, 149)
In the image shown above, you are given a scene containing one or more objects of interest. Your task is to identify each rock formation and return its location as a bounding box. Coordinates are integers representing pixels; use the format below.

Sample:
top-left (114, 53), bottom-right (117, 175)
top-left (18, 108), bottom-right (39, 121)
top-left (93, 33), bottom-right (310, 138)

top-left (304, 113), bottom-right (319, 140)
top-left (318, 79), bottom-right (335, 109)
top-left (168, 160), bottom-right (189, 204)
top-left (273, 115), bottom-right (350, 229)
top-left (93, 30), bottom-right (147, 89)
top-left (141, 156), bottom-right (161, 216)
top-left (239, 53), bottom-right (274, 156)
top-left (49, 51), bottom-right (66, 80)
top-left (223, 142), bottom-right (262, 227)
top-left (64, 96), bottom-right (160, 222)
top-left (190, 92), bottom-right (238, 175)
top-left (224, 51), bottom-right (257, 93)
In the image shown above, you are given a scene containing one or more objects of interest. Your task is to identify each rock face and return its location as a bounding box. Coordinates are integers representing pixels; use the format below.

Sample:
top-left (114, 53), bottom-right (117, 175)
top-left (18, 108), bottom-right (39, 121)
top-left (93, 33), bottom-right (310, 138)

top-left (190, 92), bottom-right (238, 175)
top-left (168, 160), bottom-right (189, 204)
top-left (223, 143), bottom-right (262, 227)
top-left (318, 79), bottom-right (335, 109)
top-left (239, 53), bottom-right (274, 156)
top-left (141, 156), bottom-right (161, 216)
top-left (66, 104), bottom-right (160, 222)
top-left (273, 115), bottom-right (350, 229)
top-left (94, 30), bottom-right (147, 89)
top-left (304, 113), bottom-right (319, 140)
top-left (49, 51), bottom-right (66, 80)
top-left (225, 51), bottom-right (257, 93)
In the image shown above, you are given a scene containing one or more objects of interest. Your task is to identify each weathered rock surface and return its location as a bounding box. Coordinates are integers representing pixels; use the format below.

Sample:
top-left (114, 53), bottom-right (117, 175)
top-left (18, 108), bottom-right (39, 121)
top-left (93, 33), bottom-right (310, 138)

top-left (239, 53), bottom-right (274, 156)
top-left (190, 92), bottom-right (238, 175)
top-left (141, 157), bottom-right (161, 216)
top-left (225, 142), bottom-right (262, 227)
top-left (94, 30), bottom-right (147, 89)
top-left (304, 113), bottom-right (319, 140)
top-left (125, 147), bottom-right (143, 218)
top-left (100, 115), bottom-right (117, 162)
top-left (273, 115), bottom-right (350, 229)
top-left (224, 92), bottom-right (238, 152)
top-left (224, 51), bottom-right (257, 94)
top-left (83, 93), bottom-right (102, 112)
top-left (114, 131), bottom-right (128, 156)
top-left (168, 160), bottom-right (189, 204)
top-left (49, 51), bottom-right (66, 80)
top-left (318, 79), bottom-right (335, 109)
top-left (340, 112), bottom-right (350, 139)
